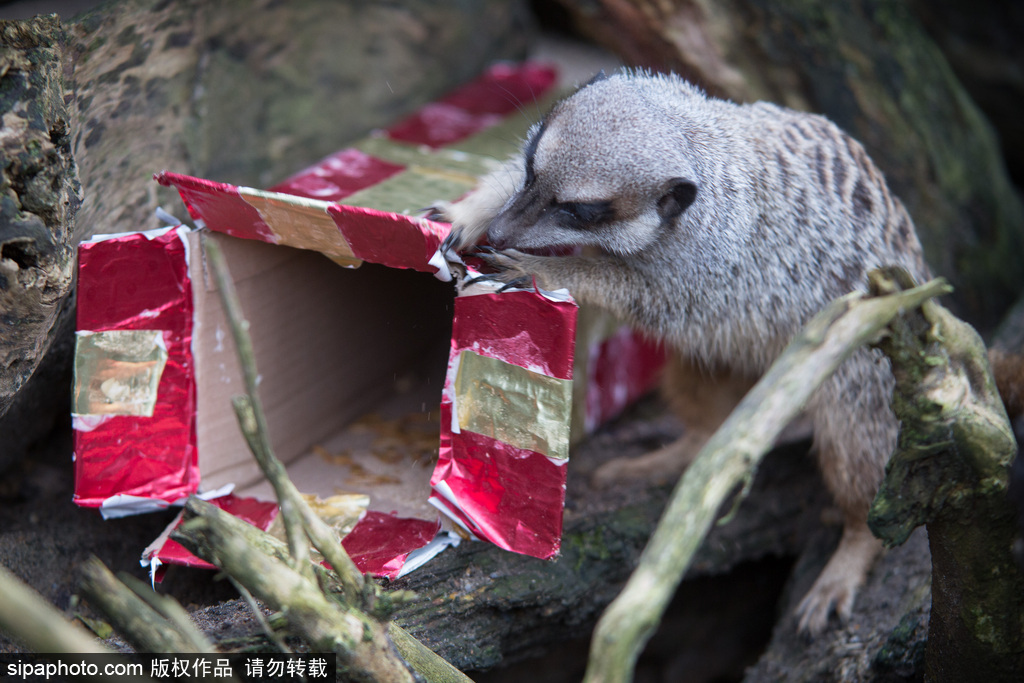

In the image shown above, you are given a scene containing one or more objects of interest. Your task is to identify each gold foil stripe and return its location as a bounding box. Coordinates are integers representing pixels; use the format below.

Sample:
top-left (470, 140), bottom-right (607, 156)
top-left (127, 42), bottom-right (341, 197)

top-left (352, 136), bottom-right (502, 179)
top-left (73, 330), bottom-right (169, 417)
top-left (341, 167), bottom-right (478, 215)
top-left (454, 350), bottom-right (572, 460)
top-left (239, 189), bottom-right (362, 268)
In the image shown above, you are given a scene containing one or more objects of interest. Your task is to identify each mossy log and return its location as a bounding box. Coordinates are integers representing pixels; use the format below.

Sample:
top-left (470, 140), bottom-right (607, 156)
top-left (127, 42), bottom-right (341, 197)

top-left (867, 270), bottom-right (1022, 681)
top-left (553, 0), bottom-right (1024, 333)
top-left (0, 16), bottom-right (80, 455)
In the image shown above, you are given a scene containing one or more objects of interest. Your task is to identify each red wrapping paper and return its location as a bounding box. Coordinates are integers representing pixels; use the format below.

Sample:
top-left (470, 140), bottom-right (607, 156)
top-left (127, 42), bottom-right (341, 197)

top-left (431, 288), bottom-right (577, 560)
top-left (170, 175), bottom-right (276, 243)
top-left (585, 328), bottom-right (667, 432)
top-left (387, 62), bottom-right (557, 147)
top-left (74, 227), bottom-right (200, 509)
top-left (151, 494), bottom-right (280, 573)
top-left (150, 497), bottom-right (440, 580)
top-left (327, 204), bottom-right (448, 271)
top-left (339, 511), bottom-right (442, 580)
top-left (268, 148), bottom-right (405, 202)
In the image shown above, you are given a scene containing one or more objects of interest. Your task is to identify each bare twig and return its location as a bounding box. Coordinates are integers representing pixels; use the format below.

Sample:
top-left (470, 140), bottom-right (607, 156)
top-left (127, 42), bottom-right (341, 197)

top-left (78, 557), bottom-right (213, 654)
top-left (173, 498), bottom-right (473, 683)
top-left (203, 233), bottom-right (363, 599)
top-left (202, 233), bottom-right (312, 580)
top-left (582, 275), bottom-right (951, 683)
top-left (0, 561), bottom-right (109, 654)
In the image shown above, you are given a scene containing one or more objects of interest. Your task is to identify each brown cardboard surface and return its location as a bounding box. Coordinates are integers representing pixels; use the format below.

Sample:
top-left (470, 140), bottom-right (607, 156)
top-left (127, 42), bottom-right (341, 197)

top-left (191, 231), bottom-right (452, 514)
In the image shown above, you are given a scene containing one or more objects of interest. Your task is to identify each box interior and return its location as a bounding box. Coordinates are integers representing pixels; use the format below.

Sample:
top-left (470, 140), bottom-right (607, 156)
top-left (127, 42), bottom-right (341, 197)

top-left (191, 231), bottom-right (453, 520)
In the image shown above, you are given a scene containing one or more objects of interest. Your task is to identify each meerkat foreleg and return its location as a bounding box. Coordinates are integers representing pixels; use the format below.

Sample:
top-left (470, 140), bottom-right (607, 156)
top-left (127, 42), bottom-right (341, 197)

top-left (435, 156), bottom-right (525, 254)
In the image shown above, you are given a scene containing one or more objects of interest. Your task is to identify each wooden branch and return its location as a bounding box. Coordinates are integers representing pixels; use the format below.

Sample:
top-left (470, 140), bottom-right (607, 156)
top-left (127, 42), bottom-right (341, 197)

top-left (0, 561), bottom-right (107, 654)
top-left (175, 495), bottom-right (472, 683)
top-left (78, 557), bottom-right (213, 654)
top-left (582, 275), bottom-right (952, 683)
top-left (115, 572), bottom-right (217, 654)
top-left (866, 268), bottom-right (1023, 680)
top-left (173, 503), bottom-right (418, 683)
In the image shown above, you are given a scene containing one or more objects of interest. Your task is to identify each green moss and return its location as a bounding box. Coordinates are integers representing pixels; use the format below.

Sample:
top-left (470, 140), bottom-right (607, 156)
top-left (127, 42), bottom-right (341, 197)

top-left (873, 612), bottom-right (926, 674)
top-left (564, 527), bottom-right (611, 574)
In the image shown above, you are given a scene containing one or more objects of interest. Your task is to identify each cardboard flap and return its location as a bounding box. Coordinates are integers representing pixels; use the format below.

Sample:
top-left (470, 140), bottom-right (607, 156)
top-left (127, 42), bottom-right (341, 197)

top-left (430, 282), bottom-right (578, 560)
top-left (156, 62), bottom-right (559, 275)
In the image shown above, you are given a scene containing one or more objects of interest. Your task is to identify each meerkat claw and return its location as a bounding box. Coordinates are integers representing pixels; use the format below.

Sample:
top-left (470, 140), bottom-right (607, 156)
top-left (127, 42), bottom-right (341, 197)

top-left (498, 277), bottom-right (532, 292)
top-left (424, 201), bottom-right (454, 224)
top-left (439, 229), bottom-right (461, 257)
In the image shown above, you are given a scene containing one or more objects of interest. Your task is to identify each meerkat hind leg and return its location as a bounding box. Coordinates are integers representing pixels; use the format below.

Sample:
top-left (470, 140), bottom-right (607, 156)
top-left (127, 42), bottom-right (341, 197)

top-left (591, 428), bottom-right (711, 488)
top-left (795, 516), bottom-right (883, 636)
top-left (591, 356), bottom-right (754, 488)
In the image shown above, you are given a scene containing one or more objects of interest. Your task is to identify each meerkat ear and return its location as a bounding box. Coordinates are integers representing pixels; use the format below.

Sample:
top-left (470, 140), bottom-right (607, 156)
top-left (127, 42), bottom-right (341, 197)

top-left (657, 179), bottom-right (698, 223)
top-left (582, 70), bottom-right (609, 88)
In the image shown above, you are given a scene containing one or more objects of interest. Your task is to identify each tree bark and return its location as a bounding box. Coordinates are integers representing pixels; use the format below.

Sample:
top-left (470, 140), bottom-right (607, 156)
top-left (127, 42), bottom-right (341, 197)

top-left (867, 270), bottom-right (1022, 681)
top-left (0, 16), bottom-right (80, 452)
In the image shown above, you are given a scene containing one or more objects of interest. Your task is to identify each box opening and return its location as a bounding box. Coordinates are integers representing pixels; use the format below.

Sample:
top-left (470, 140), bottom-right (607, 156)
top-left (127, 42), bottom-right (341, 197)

top-left (193, 231), bottom-right (453, 519)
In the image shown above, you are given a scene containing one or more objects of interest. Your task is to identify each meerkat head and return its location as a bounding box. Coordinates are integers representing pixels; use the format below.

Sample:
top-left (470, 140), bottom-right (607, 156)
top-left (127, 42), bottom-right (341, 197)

top-left (486, 72), bottom-right (700, 257)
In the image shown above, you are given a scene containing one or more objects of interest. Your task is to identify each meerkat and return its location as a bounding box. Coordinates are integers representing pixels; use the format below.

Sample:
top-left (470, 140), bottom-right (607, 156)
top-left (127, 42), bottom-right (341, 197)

top-left (435, 69), bottom-right (931, 636)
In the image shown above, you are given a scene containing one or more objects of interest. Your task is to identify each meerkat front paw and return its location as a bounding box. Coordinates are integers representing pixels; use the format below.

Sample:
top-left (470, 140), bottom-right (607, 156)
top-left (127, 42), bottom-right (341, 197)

top-left (430, 188), bottom-right (508, 256)
top-left (471, 248), bottom-right (546, 291)
top-left (428, 201), bottom-right (478, 258)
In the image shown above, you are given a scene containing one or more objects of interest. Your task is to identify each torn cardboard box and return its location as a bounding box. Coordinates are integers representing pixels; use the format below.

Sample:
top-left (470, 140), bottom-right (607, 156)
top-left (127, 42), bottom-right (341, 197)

top-left (73, 62), bottom-right (664, 579)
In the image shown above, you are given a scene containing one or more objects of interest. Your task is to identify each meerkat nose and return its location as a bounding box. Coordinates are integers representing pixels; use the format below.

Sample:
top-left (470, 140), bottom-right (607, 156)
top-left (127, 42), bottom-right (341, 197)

top-left (486, 218), bottom-right (515, 250)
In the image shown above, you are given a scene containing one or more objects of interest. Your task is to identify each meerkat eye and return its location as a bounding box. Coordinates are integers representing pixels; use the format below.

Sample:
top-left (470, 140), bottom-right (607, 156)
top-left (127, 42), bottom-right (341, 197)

top-left (555, 200), bottom-right (615, 227)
